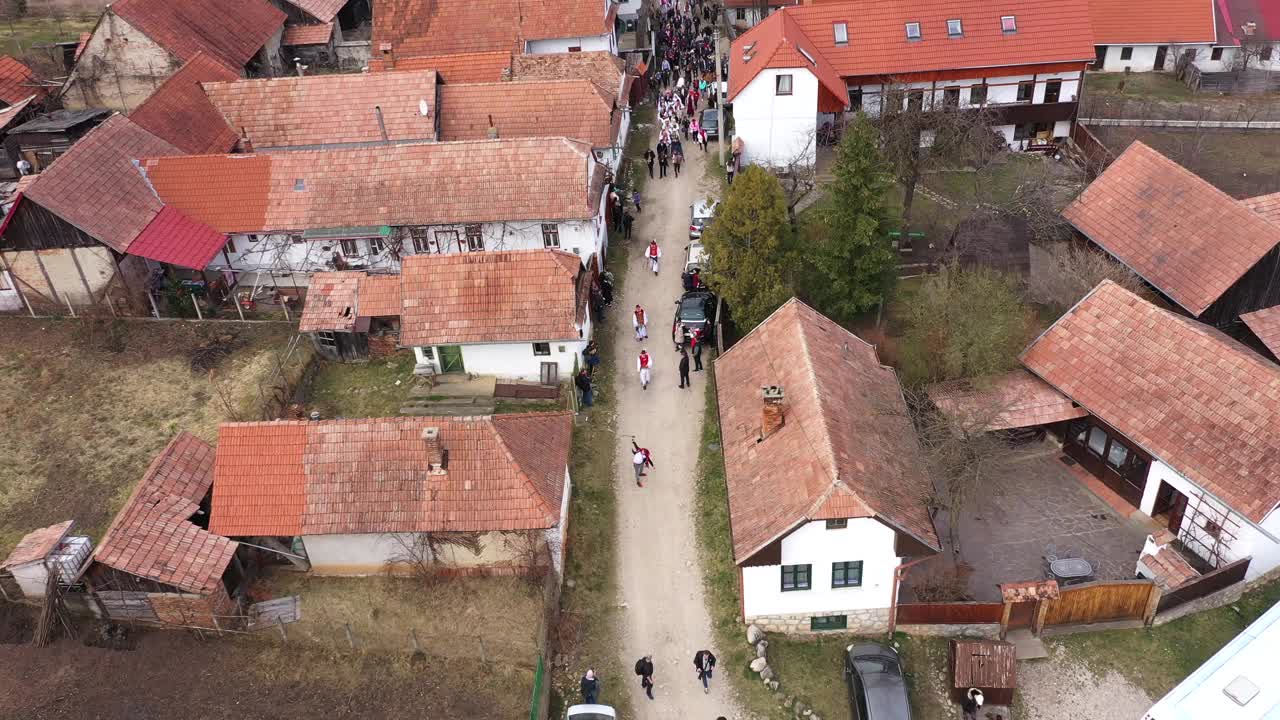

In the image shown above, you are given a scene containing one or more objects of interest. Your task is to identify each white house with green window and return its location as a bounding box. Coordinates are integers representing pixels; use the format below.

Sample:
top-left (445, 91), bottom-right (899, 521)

top-left (716, 299), bottom-right (941, 635)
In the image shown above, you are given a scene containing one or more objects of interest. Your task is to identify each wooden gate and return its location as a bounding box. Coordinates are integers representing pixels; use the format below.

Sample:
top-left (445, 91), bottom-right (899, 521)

top-left (1042, 580), bottom-right (1158, 628)
top-left (97, 590), bottom-right (158, 622)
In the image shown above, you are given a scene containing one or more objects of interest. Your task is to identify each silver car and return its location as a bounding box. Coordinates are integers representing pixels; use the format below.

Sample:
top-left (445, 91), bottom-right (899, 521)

top-left (566, 704), bottom-right (616, 720)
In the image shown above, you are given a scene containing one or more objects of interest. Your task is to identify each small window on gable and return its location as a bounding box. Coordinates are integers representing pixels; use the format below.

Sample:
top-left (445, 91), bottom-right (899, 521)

top-left (825, 519), bottom-right (848, 529)
top-left (947, 19), bottom-right (962, 37)
top-left (834, 22), bottom-right (848, 45)
top-left (776, 74), bottom-right (793, 95)
top-left (798, 47), bottom-right (816, 66)
top-left (1001, 15), bottom-right (1017, 32)
top-left (905, 22), bottom-right (921, 40)
top-left (293, 178), bottom-right (306, 191)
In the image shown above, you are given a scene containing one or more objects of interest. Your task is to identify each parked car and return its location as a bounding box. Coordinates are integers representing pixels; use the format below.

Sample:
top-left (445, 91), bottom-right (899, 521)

top-left (701, 108), bottom-right (719, 140)
top-left (672, 290), bottom-right (717, 348)
top-left (845, 643), bottom-right (912, 720)
top-left (566, 704), bottom-right (615, 720)
top-left (684, 241), bottom-right (706, 274)
top-left (689, 198), bottom-right (717, 240)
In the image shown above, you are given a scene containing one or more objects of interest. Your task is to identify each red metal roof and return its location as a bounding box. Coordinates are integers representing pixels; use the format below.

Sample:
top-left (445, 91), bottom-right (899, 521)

top-left (282, 22), bottom-right (335, 46)
top-left (1088, 0), bottom-right (1217, 45)
top-left (127, 206), bottom-right (228, 270)
top-left (128, 52), bottom-right (241, 155)
top-left (112, 0), bottom-right (286, 70)
top-left (0, 55), bottom-right (46, 105)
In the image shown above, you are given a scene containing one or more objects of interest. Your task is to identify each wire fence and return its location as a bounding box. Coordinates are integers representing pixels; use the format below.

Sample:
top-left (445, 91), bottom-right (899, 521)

top-left (1080, 93), bottom-right (1280, 126)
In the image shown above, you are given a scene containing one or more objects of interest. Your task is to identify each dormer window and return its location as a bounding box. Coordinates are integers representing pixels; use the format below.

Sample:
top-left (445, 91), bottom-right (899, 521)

top-left (905, 22), bottom-right (921, 40)
top-left (947, 19), bottom-right (962, 37)
top-left (834, 22), bottom-right (848, 45)
top-left (799, 47), bottom-right (816, 66)
top-left (1001, 15), bottom-right (1017, 32)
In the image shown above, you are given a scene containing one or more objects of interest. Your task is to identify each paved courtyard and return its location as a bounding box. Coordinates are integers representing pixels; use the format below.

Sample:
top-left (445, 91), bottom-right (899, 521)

top-left (911, 447), bottom-right (1152, 601)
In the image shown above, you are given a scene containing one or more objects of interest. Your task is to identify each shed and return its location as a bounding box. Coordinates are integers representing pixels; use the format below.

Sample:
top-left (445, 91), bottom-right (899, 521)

top-left (2, 107), bottom-right (109, 174)
top-left (0, 520), bottom-right (91, 599)
top-left (950, 639), bottom-right (1017, 706)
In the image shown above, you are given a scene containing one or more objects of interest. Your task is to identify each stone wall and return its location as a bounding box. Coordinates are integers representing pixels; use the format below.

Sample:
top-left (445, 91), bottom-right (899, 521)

top-left (896, 622), bottom-right (1001, 639)
top-left (367, 332), bottom-right (401, 360)
top-left (748, 607), bottom-right (890, 635)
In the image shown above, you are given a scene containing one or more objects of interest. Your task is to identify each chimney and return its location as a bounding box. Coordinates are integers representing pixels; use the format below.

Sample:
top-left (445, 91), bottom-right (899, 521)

top-left (380, 42), bottom-right (395, 70)
top-left (238, 126), bottom-right (254, 154)
top-left (422, 427), bottom-right (447, 474)
top-left (761, 385), bottom-right (785, 439)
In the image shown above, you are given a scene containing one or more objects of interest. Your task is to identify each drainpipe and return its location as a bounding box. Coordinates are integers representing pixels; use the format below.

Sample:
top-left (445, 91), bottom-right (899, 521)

top-left (887, 555), bottom-right (933, 635)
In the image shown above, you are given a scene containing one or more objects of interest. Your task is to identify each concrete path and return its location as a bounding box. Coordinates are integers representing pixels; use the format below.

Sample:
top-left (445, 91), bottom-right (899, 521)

top-left (610, 123), bottom-right (746, 720)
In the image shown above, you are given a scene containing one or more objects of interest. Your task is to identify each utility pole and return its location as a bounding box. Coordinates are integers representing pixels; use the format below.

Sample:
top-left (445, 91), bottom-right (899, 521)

top-left (716, 27), bottom-right (725, 167)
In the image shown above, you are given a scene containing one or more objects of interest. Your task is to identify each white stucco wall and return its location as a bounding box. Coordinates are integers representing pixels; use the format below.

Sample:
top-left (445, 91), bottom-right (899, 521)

top-left (546, 467), bottom-right (573, 576)
top-left (527, 33), bottom-right (615, 55)
top-left (741, 517), bottom-right (899, 619)
top-left (734, 67), bottom-right (819, 168)
top-left (304, 530), bottom-right (531, 575)
top-left (10, 560), bottom-right (50, 598)
top-left (412, 320), bottom-right (590, 381)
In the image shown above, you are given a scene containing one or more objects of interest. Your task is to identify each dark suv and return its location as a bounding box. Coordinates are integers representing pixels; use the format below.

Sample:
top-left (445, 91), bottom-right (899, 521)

top-left (671, 290), bottom-right (717, 348)
top-left (845, 643), bottom-right (912, 720)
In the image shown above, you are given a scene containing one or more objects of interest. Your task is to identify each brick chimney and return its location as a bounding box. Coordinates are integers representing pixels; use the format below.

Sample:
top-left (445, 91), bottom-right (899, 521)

top-left (380, 42), bottom-right (395, 70)
top-left (422, 427), bottom-right (446, 474)
top-left (761, 385), bottom-right (785, 439)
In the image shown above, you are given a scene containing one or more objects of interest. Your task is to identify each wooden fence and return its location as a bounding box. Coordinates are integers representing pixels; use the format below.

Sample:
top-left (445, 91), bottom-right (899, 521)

top-left (1157, 557), bottom-right (1251, 614)
top-left (896, 602), bottom-right (1005, 625)
top-left (1042, 580), bottom-right (1159, 628)
top-left (1069, 123), bottom-right (1115, 178)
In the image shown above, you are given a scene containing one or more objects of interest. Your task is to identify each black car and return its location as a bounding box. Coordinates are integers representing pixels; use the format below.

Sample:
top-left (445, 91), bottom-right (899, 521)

top-left (700, 108), bottom-right (719, 140)
top-left (672, 290), bottom-right (717, 348)
top-left (845, 643), bottom-right (912, 720)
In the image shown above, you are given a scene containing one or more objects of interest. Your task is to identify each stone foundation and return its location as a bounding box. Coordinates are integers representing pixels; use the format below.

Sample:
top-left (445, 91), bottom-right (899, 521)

top-left (748, 607), bottom-right (891, 635)
top-left (896, 622), bottom-right (1001, 639)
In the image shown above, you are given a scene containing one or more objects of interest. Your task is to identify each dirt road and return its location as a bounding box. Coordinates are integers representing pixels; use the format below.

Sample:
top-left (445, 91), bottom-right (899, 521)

top-left (610, 125), bottom-right (745, 720)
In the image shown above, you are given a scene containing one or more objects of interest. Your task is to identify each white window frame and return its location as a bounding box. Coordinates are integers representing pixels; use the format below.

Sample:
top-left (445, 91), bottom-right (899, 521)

top-left (465, 224), bottom-right (485, 252)
top-left (775, 73), bottom-right (793, 95)
top-left (434, 229), bottom-right (459, 253)
top-left (541, 224), bottom-right (561, 248)
top-left (340, 239), bottom-right (361, 256)
top-left (905, 22), bottom-right (921, 40)
top-left (833, 22), bottom-right (848, 45)
top-left (1000, 15), bottom-right (1017, 32)
top-left (947, 19), bottom-right (962, 37)
top-left (368, 237), bottom-right (386, 255)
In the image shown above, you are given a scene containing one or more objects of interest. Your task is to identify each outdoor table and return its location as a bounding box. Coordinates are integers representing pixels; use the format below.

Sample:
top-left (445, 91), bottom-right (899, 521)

top-left (1049, 557), bottom-right (1092, 580)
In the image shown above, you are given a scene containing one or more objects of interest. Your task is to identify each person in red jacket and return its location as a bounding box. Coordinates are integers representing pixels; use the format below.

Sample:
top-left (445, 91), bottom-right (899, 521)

top-left (637, 349), bottom-right (654, 389)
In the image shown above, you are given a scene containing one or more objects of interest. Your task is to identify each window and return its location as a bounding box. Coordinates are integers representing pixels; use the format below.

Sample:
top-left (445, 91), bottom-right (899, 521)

top-left (947, 19), bottom-right (962, 37)
top-left (776, 74), bottom-right (793, 95)
top-left (1013, 123), bottom-right (1032, 141)
top-left (834, 22), bottom-right (848, 45)
top-left (532, 342), bottom-right (551, 356)
top-left (368, 237), bottom-right (386, 255)
top-left (290, 234), bottom-right (304, 244)
top-left (1105, 440), bottom-right (1129, 470)
top-left (905, 22), bottom-right (921, 40)
top-left (1044, 79), bottom-right (1062, 103)
top-left (1120, 46), bottom-right (1133, 61)
top-left (832, 561), bottom-right (864, 588)
top-left (1016, 80), bottom-right (1034, 103)
top-left (465, 224), bottom-right (484, 251)
top-left (849, 86), bottom-right (863, 110)
top-left (969, 84), bottom-right (987, 106)
top-left (907, 90), bottom-right (924, 111)
top-left (340, 239), bottom-right (361, 256)
top-left (736, 8), bottom-right (745, 21)
top-left (825, 519), bottom-right (848, 530)
top-left (225, 238), bottom-right (237, 254)
top-left (1211, 47), bottom-right (1224, 61)
top-left (1263, 46), bottom-right (1274, 62)
top-left (541, 223), bottom-right (560, 248)
top-left (1087, 425), bottom-right (1109, 456)
top-left (567, 46), bottom-right (581, 52)
top-left (781, 564), bottom-right (811, 591)
top-left (410, 228), bottom-right (432, 254)
top-left (316, 331), bottom-right (337, 348)
top-left (1000, 15), bottom-right (1017, 32)
top-left (420, 346), bottom-right (435, 359)
top-left (943, 87), bottom-right (960, 106)
top-left (810, 615), bottom-right (847, 631)
top-left (434, 229), bottom-right (459, 252)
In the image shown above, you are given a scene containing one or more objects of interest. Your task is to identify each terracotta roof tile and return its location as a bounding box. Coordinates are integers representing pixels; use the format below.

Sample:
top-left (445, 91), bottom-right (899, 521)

top-left (1244, 192), bottom-right (1280, 226)
top-left (24, 115), bottom-right (182, 253)
top-left (128, 52), bottom-right (241, 154)
top-left (715, 298), bottom-right (940, 563)
top-left (93, 433), bottom-right (239, 595)
top-left (0, 55), bottom-right (46, 105)
top-left (285, 0), bottom-right (346, 23)
top-left (1062, 142), bottom-right (1280, 317)
top-left (929, 369), bottom-right (1087, 432)
top-left (399, 249), bottom-right (584, 346)
top-left (209, 414), bottom-right (572, 536)
top-left (1022, 280), bottom-right (1280, 524)
top-left (204, 70), bottom-right (439, 150)
top-left (128, 206), bottom-right (232, 271)
top-left (1000, 579), bottom-right (1060, 602)
top-left (112, 0), bottom-right (286, 70)
top-left (728, 10), bottom-right (848, 107)
top-left (283, 22), bottom-right (335, 46)
top-left (374, 0), bottom-right (612, 57)
top-left (440, 80), bottom-right (617, 147)
top-left (298, 271), bottom-right (362, 332)
top-left (510, 51), bottom-right (629, 103)
top-left (357, 274), bottom-right (403, 317)
top-left (1, 521), bottom-right (74, 570)
top-left (142, 137), bottom-right (600, 233)
top-left (369, 51), bottom-right (514, 82)
top-left (1240, 305), bottom-right (1280, 359)
top-left (1141, 546), bottom-right (1199, 590)
top-left (1088, 0), bottom-right (1216, 44)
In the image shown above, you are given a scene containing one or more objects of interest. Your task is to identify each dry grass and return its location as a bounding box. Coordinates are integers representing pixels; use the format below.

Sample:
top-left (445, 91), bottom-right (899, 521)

top-left (0, 318), bottom-right (306, 553)
top-left (306, 351), bottom-right (418, 418)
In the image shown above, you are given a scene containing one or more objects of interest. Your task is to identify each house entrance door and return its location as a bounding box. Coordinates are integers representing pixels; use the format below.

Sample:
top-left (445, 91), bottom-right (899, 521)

top-left (1154, 45), bottom-right (1168, 69)
top-left (1153, 481), bottom-right (1189, 534)
top-left (438, 345), bottom-right (465, 373)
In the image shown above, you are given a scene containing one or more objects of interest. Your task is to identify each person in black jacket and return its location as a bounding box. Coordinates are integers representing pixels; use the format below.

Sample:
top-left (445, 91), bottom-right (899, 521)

top-left (575, 369), bottom-right (593, 407)
top-left (678, 348), bottom-right (691, 389)
top-left (644, 148), bottom-right (656, 178)
top-left (634, 655), bottom-right (655, 700)
top-left (693, 649), bottom-right (717, 693)
top-left (580, 669), bottom-right (599, 704)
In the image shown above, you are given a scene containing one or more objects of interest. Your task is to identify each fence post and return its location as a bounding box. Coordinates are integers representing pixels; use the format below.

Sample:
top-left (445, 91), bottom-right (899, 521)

top-left (192, 294), bottom-right (203, 320)
top-left (1143, 584), bottom-right (1162, 626)
top-left (234, 292), bottom-right (246, 321)
top-left (147, 292), bottom-right (161, 318)
top-left (277, 617), bottom-right (288, 643)
top-left (344, 622), bottom-right (355, 650)
top-left (65, 293), bottom-right (76, 318)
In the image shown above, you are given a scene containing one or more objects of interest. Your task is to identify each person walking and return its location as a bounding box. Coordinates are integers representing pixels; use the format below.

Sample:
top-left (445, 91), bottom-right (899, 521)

top-left (699, 127), bottom-right (708, 153)
top-left (583, 340), bottom-right (601, 376)
top-left (678, 348), bottom-right (691, 389)
top-left (634, 655), bottom-right (655, 700)
top-left (672, 148), bottom-right (683, 178)
top-left (644, 148), bottom-right (656, 178)
top-left (581, 669), bottom-right (600, 704)
top-left (632, 189), bottom-right (643, 214)
top-left (575, 369), bottom-right (593, 407)
top-left (622, 211), bottom-right (634, 240)
top-left (637, 349), bottom-right (653, 390)
top-left (658, 145), bottom-right (669, 178)
top-left (692, 328), bottom-right (705, 371)
top-left (693, 649), bottom-right (716, 693)
top-left (726, 157), bottom-right (735, 184)
top-left (631, 440), bottom-right (653, 486)
top-left (645, 239), bottom-right (662, 275)
top-left (632, 304), bottom-right (649, 341)
top-left (612, 192), bottom-right (624, 232)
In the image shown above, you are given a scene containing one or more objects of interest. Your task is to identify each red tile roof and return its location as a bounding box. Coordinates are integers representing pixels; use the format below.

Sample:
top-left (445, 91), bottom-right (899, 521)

top-left (127, 206), bottom-right (229, 270)
top-left (1022, 280), bottom-right (1280, 524)
top-left (282, 22), bottom-right (335, 47)
top-left (1245, 192), bottom-right (1280, 225)
top-left (1063, 142), bottom-right (1280, 317)
top-left (730, 0), bottom-right (1094, 99)
top-left (728, 10), bottom-right (849, 108)
top-left (141, 137), bottom-right (601, 233)
top-left (0, 55), bottom-right (46, 105)
top-left (24, 115), bottom-right (182, 253)
top-left (1240, 305), bottom-right (1280, 358)
top-left (1000, 579), bottom-right (1059, 602)
top-left (0, 94), bottom-right (35, 133)
top-left (358, 274), bottom-right (404, 318)
top-left (929, 369), bottom-right (1087, 432)
top-left (299, 271), bottom-right (362, 332)
top-left (716, 298), bottom-right (940, 563)
top-left (1215, 0), bottom-right (1280, 45)
top-left (285, 0), bottom-right (347, 23)
top-left (112, 0), bottom-right (286, 71)
top-left (210, 414), bottom-right (572, 536)
top-left (1, 521), bottom-right (74, 570)
top-left (440, 80), bottom-right (617, 146)
top-left (400, 250), bottom-right (585, 346)
top-left (128, 52), bottom-right (241, 154)
top-left (373, 0), bottom-right (613, 57)
top-left (93, 433), bottom-right (239, 595)
top-left (1088, 0), bottom-right (1217, 44)
top-left (1141, 546), bottom-right (1199, 590)
top-left (203, 70), bottom-right (439, 150)
top-left (369, 51), bottom-right (514, 83)
top-left (510, 51), bottom-right (630, 104)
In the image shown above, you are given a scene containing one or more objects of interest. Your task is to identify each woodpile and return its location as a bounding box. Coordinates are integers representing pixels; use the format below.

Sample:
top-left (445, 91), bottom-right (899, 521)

top-left (32, 572), bottom-right (77, 648)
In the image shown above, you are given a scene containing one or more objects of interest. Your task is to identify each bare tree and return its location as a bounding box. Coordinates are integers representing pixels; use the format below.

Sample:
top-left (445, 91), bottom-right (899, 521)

top-left (385, 532), bottom-right (485, 585)
top-left (1026, 241), bottom-right (1149, 312)
top-left (758, 129), bottom-right (819, 224)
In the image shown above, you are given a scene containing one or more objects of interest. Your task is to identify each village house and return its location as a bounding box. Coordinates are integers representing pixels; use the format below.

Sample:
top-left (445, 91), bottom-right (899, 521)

top-left (1086, 0), bottom-right (1217, 72)
top-left (272, 0), bottom-right (372, 63)
top-left (61, 0), bottom-right (287, 113)
top-left (298, 271), bottom-right (404, 361)
top-left (724, 0), bottom-right (800, 33)
top-left (126, 53), bottom-right (243, 155)
top-left (715, 299), bottom-right (940, 634)
top-left (726, 0), bottom-right (1096, 168)
top-left (136, 136), bottom-right (609, 295)
top-left (367, 49), bottom-right (516, 81)
top-left (209, 413), bottom-right (573, 577)
top-left (1062, 142), bottom-right (1280, 336)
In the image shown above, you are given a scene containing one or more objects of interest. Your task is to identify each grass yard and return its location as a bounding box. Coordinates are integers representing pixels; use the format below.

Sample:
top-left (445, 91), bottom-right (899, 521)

top-left (1085, 72), bottom-right (1199, 101)
top-left (1090, 125), bottom-right (1280, 198)
top-left (0, 14), bottom-right (97, 76)
top-left (0, 318), bottom-right (305, 555)
top-left (305, 351), bottom-right (417, 418)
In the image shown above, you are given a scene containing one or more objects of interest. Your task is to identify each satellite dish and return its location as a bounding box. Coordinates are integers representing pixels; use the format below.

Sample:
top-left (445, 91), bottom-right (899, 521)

top-left (419, 99), bottom-right (430, 116)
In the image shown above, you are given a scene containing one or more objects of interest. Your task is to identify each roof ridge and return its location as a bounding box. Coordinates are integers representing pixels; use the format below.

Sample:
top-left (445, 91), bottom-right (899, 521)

top-left (793, 303), bottom-right (844, 505)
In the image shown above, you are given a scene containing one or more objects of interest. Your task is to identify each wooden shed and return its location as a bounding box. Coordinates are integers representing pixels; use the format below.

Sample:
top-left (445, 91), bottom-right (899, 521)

top-left (950, 639), bottom-right (1016, 706)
